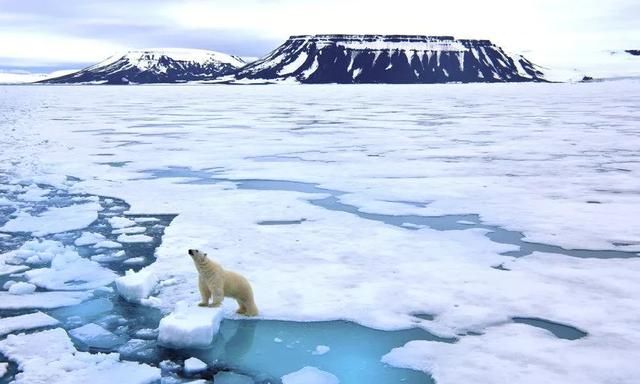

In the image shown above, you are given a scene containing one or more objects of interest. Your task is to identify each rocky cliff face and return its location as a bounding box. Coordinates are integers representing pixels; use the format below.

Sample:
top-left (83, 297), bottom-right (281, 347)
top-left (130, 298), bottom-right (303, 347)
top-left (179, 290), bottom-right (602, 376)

top-left (234, 35), bottom-right (545, 83)
top-left (42, 49), bottom-right (246, 84)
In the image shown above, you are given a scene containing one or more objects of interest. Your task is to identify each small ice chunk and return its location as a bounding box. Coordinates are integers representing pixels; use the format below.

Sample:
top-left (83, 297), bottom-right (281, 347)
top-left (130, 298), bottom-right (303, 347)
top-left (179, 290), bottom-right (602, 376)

top-left (213, 372), bottom-right (254, 384)
top-left (134, 328), bottom-right (159, 339)
top-left (134, 217), bottom-right (159, 223)
top-left (274, 337), bottom-right (283, 343)
top-left (112, 226), bottom-right (146, 235)
top-left (281, 366), bottom-right (339, 384)
top-left (93, 240), bottom-right (122, 249)
top-left (74, 232), bottom-right (106, 246)
top-left (69, 323), bottom-right (124, 350)
top-left (0, 312), bottom-right (59, 336)
top-left (8, 282), bottom-right (36, 295)
top-left (108, 217), bottom-right (136, 229)
top-left (91, 252), bottom-right (127, 262)
top-left (312, 345), bottom-right (330, 355)
top-left (123, 257), bottom-right (146, 265)
top-left (0, 362), bottom-right (7, 377)
top-left (115, 269), bottom-right (158, 303)
top-left (157, 303), bottom-right (224, 349)
top-left (118, 339), bottom-right (157, 361)
top-left (1, 239), bottom-right (69, 266)
top-left (117, 234), bottom-right (153, 243)
top-left (184, 357), bottom-right (208, 374)
top-left (2, 280), bottom-right (16, 290)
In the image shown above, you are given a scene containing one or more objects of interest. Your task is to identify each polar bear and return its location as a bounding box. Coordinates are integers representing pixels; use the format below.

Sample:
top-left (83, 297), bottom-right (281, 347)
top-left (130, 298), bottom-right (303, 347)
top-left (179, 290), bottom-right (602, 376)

top-left (187, 249), bottom-right (258, 316)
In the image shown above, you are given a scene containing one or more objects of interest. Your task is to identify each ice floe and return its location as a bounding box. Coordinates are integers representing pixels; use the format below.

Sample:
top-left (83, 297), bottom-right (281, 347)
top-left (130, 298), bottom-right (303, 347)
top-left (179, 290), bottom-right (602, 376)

top-left (0, 291), bottom-right (91, 309)
top-left (158, 302), bottom-right (224, 349)
top-left (115, 269), bottom-right (158, 302)
top-left (0, 328), bottom-right (159, 383)
top-left (0, 202), bottom-right (99, 236)
top-left (0, 312), bottom-right (59, 336)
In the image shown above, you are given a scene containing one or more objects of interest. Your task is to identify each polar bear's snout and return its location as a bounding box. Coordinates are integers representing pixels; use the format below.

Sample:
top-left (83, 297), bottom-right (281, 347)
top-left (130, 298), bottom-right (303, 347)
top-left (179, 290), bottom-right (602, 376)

top-left (188, 249), bottom-right (195, 256)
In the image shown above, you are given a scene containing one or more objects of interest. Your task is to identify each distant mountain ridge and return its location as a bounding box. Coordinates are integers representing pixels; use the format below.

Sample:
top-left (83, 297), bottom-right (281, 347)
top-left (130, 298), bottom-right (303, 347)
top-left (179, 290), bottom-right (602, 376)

top-left (233, 34), bottom-right (545, 83)
top-left (42, 48), bottom-right (245, 84)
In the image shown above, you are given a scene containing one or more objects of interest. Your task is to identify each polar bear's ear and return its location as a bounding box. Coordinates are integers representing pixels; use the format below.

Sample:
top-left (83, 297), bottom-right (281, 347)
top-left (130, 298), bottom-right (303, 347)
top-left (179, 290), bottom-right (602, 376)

top-left (204, 253), bottom-right (208, 257)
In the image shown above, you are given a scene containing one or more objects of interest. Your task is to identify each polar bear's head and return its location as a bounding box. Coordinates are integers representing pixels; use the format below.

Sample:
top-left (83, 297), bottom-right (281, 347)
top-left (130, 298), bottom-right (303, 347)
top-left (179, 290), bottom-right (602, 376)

top-left (188, 249), bottom-right (207, 262)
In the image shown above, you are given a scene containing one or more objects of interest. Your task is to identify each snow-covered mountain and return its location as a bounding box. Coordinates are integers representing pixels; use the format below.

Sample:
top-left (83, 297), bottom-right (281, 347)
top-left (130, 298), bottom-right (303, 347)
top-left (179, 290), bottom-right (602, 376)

top-left (42, 49), bottom-right (246, 84)
top-left (234, 35), bottom-right (545, 83)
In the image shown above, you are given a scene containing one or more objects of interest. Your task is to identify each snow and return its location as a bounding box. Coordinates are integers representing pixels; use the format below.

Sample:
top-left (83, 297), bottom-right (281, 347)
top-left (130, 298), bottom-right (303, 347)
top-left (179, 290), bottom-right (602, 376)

top-left (279, 51), bottom-right (309, 76)
top-left (2, 82), bottom-right (640, 383)
top-left (0, 202), bottom-right (99, 236)
top-left (0, 69), bottom-right (77, 84)
top-left (0, 291), bottom-right (91, 309)
top-left (281, 366), bottom-right (339, 384)
top-left (157, 302), bottom-right (224, 349)
top-left (74, 232), bottom-right (106, 246)
top-left (0, 328), bottom-right (159, 383)
top-left (184, 357), bottom-right (208, 373)
top-left (7, 282), bottom-right (36, 295)
top-left (0, 312), bottom-right (59, 336)
top-left (115, 269), bottom-right (158, 302)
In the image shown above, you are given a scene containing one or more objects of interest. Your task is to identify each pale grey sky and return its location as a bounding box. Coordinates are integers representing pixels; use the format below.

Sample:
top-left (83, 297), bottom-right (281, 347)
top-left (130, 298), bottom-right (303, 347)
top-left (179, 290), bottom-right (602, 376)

top-left (0, 0), bottom-right (638, 71)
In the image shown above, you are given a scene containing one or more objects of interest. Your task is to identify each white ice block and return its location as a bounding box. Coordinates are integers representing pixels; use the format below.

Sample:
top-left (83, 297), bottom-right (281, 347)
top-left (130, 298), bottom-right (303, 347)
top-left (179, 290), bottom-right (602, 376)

top-left (157, 302), bottom-right (224, 349)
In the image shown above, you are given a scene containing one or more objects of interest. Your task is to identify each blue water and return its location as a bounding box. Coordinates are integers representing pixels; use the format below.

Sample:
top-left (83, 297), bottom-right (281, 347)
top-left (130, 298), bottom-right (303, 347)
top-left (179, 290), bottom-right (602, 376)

top-left (136, 167), bottom-right (638, 259)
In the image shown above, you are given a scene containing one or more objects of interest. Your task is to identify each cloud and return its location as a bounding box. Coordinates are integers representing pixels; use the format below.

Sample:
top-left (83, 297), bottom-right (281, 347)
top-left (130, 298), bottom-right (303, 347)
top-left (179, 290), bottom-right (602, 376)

top-left (0, 0), bottom-right (638, 70)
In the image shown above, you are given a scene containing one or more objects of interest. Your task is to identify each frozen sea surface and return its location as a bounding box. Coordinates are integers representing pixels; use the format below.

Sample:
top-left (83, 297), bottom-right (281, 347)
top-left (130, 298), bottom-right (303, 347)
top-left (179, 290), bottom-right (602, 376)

top-left (1, 82), bottom-right (640, 383)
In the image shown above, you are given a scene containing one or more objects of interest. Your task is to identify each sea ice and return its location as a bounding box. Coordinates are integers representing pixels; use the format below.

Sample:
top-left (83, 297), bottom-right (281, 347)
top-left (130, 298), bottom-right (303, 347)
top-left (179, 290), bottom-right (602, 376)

top-left (312, 345), bottom-right (330, 355)
top-left (74, 232), bottom-right (106, 246)
top-left (123, 257), bottom-right (146, 265)
top-left (0, 291), bottom-right (91, 309)
top-left (157, 302), bottom-right (224, 349)
top-left (93, 240), bottom-right (122, 249)
top-left (0, 328), bottom-right (159, 383)
top-left (108, 216), bottom-right (136, 229)
top-left (281, 366), bottom-right (339, 384)
top-left (69, 323), bottom-right (124, 350)
top-left (25, 246), bottom-right (116, 290)
top-left (112, 226), bottom-right (146, 234)
top-left (7, 282), bottom-right (36, 295)
top-left (183, 357), bottom-right (208, 374)
top-left (115, 269), bottom-right (158, 302)
top-left (0, 202), bottom-right (99, 236)
top-left (117, 234), bottom-right (153, 243)
top-left (0, 312), bottom-right (59, 336)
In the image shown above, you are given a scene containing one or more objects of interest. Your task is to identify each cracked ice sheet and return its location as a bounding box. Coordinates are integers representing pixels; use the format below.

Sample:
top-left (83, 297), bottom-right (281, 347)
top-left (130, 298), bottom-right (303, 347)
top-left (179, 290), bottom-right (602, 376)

top-left (0, 328), bottom-right (159, 384)
top-left (1, 83), bottom-right (640, 382)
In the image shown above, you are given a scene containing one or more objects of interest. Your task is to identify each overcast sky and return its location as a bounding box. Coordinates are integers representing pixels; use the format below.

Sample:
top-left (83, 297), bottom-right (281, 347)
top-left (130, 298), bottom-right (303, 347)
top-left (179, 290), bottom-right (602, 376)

top-left (0, 0), bottom-right (638, 72)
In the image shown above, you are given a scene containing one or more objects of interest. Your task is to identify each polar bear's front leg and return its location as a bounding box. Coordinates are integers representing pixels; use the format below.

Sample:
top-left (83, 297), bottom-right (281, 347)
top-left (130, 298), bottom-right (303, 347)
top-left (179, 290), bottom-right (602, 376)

top-left (198, 277), bottom-right (211, 307)
top-left (209, 282), bottom-right (224, 307)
